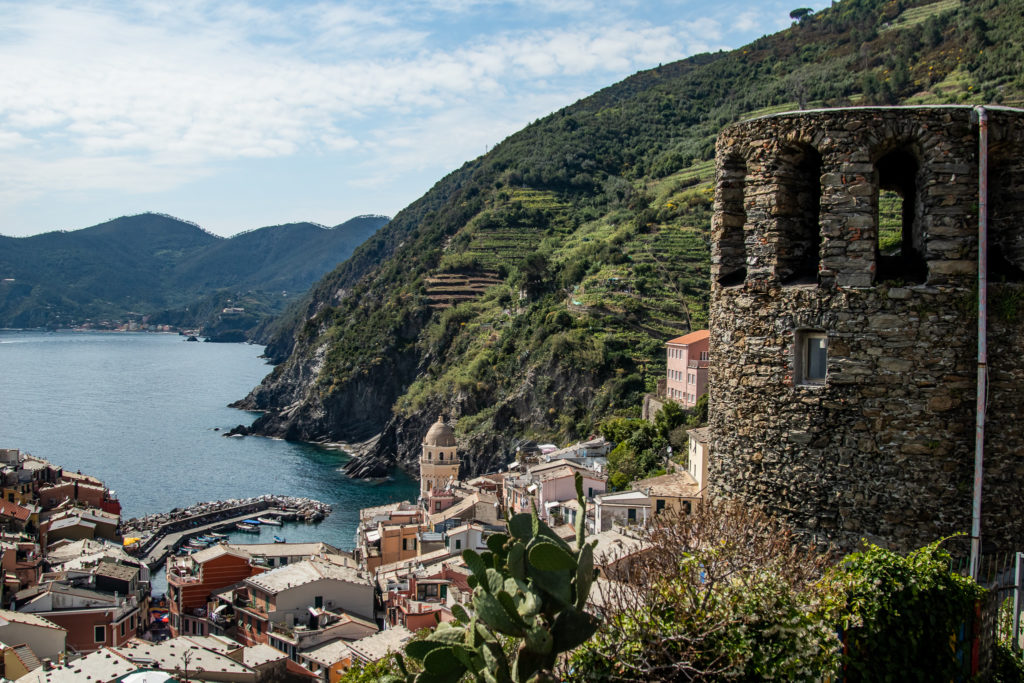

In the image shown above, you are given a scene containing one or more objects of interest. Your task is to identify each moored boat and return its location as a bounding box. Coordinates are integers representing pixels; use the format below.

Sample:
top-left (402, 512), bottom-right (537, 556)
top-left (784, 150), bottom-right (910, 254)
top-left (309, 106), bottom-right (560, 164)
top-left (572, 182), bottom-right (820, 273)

top-left (257, 516), bottom-right (283, 526)
top-left (235, 523), bottom-right (259, 533)
top-left (273, 535), bottom-right (286, 543)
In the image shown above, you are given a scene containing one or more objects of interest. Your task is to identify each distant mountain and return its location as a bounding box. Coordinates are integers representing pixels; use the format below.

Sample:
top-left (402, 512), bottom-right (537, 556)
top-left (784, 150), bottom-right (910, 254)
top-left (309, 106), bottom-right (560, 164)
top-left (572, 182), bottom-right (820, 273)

top-left (0, 212), bottom-right (388, 332)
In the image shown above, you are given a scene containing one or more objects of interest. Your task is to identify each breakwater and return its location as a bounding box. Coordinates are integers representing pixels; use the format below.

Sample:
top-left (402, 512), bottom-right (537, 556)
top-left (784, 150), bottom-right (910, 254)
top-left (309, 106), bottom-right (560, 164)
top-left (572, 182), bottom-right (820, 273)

top-left (123, 494), bottom-right (332, 570)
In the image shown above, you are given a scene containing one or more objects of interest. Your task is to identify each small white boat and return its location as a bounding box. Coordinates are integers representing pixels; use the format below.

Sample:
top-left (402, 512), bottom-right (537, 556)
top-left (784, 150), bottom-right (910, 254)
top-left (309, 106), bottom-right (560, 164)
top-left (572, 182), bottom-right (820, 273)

top-left (257, 516), bottom-right (283, 527)
top-left (235, 523), bottom-right (259, 534)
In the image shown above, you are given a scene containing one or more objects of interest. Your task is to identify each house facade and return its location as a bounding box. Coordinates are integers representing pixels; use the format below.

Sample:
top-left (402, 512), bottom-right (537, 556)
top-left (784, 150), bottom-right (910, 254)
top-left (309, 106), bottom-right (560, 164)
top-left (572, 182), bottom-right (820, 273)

top-left (665, 330), bottom-right (710, 408)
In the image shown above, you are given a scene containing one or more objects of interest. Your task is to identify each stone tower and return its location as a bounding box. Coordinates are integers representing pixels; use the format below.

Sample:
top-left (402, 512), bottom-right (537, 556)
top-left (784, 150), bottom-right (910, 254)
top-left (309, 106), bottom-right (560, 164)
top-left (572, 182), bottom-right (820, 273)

top-left (420, 416), bottom-right (460, 501)
top-left (707, 106), bottom-right (1024, 553)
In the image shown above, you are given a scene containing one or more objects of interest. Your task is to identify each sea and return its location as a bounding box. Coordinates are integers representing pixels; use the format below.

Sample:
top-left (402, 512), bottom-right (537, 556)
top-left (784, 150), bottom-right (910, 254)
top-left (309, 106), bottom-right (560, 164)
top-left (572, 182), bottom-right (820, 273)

top-left (0, 329), bottom-right (417, 592)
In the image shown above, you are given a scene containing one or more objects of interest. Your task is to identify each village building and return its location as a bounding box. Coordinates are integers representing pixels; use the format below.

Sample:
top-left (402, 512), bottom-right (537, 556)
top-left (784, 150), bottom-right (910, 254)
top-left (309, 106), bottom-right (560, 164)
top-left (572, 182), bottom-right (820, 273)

top-left (0, 609), bottom-right (66, 675)
top-left (686, 426), bottom-right (711, 491)
top-left (1, 538), bottom-right (43, 594)
top-left (503, 459), bottom-right (606, 526)
top-left (426, 489), bottom-right (501, 532)
top-left (167, 545), bottom-right (259, 639)
top-left (227, 542), bottom-right (344, 570)
top-left (593, 470), bottom-right (702, 532)
top-left (665, 330), bottom-right (710, 408)
top-left (18, 647), bottom-right (138, 682)
top-left (354, 502), bottom-right (428, 572)
top-left (13, 580), bottom-right (141, 654)
top-left (224, 558), bottom-right (374, 648)
top-left (267, 609), bottom-right (377, 668)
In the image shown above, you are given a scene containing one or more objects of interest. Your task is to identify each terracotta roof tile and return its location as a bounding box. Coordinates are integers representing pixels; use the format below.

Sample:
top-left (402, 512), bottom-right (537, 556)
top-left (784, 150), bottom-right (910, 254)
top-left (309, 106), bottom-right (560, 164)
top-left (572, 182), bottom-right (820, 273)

top-left (667, 330), bottom-right (710, 346)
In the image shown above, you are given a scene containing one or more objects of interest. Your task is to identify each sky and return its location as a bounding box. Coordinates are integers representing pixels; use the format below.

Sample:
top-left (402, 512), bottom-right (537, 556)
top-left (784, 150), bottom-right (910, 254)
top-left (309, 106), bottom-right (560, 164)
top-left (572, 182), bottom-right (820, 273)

top-left (0, 0), bottom-right (831, 238)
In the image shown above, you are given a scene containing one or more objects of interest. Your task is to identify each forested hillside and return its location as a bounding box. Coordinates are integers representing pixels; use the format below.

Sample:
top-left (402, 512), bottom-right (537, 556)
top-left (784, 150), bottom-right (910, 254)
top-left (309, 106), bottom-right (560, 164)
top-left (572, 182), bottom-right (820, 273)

top-left (236, 0), bottom-right (1024, 476)
top-left (0, 213), bottom-right (388, 334)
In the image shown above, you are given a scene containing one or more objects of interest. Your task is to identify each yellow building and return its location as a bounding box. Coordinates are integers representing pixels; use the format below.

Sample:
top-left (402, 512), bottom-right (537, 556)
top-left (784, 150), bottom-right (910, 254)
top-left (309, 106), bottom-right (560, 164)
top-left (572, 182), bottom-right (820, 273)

top-left (419, 416), bottom-right (460, 501)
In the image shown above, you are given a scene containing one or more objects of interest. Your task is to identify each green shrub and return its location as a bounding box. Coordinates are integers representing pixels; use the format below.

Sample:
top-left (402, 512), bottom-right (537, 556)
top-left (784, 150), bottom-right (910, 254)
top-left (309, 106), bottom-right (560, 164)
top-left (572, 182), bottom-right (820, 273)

top-left (825, 538), bottom-right (986, 681)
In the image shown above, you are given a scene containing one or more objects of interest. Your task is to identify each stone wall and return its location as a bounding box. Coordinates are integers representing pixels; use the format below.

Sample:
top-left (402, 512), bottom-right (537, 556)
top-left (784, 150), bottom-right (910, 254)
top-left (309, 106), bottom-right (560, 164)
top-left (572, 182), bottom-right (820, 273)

top-left (707, 106), bottom-right (1024, 553)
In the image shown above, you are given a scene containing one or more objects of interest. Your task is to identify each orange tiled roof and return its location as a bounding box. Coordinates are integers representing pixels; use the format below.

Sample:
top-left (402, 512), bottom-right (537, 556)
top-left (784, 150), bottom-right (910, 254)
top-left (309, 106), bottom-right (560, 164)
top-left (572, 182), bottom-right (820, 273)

top-left (667, 330), bottom-right (710, 346)
top-left (0, 500), bottom-right (31, 522)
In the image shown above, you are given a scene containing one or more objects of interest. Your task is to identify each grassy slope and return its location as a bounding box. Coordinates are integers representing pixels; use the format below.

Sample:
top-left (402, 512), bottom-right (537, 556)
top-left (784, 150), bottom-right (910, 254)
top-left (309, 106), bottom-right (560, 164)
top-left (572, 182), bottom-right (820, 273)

top-left (251, 0), bottom-right (1024, 472)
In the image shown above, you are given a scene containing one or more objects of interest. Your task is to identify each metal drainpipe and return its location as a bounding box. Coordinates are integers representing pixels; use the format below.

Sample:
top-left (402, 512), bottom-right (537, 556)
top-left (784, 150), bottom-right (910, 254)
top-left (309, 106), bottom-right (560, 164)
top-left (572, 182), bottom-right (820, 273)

top-left (970, 105), bottom-right (988, 582)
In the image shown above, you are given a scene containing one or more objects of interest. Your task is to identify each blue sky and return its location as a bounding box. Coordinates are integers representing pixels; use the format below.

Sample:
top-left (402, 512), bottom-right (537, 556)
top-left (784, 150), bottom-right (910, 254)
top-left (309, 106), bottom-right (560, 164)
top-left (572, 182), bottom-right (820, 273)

top-left (0, 0), bottom-right (830, 238)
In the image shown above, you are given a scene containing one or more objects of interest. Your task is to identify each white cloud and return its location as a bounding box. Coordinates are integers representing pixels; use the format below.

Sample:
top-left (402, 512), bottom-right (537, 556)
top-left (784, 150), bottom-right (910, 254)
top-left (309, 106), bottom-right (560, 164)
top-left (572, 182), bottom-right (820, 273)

top-left (0, 0), bottom-right (785, 235)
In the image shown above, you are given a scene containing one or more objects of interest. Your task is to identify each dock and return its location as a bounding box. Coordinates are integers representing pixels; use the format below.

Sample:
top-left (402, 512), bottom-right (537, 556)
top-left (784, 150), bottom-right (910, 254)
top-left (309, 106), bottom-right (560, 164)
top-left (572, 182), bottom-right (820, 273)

top-left (124, 495), bottom-right (331, 571)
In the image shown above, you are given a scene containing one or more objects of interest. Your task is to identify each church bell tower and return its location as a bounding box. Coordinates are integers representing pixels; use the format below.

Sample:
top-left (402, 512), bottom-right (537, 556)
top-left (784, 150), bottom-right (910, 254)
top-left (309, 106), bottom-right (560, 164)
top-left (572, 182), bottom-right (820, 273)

top-left (420, 416), bottom-right (460, 501)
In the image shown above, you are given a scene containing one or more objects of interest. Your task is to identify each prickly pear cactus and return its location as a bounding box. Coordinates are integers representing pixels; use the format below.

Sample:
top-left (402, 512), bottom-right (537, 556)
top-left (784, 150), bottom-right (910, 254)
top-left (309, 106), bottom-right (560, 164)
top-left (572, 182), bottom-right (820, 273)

top-left (386, 472), bottom-right (600, 683)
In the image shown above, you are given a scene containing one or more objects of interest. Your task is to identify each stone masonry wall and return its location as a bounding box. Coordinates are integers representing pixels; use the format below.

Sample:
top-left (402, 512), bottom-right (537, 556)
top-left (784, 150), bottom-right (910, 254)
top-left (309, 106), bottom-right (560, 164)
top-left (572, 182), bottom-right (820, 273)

top-left (707, 106), bottom-right (1024, 553)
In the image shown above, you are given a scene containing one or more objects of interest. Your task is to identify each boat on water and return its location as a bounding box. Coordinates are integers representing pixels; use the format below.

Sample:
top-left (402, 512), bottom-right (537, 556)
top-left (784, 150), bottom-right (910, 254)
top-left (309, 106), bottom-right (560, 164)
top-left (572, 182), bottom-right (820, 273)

top-left (257, 516), bottom-right (282, 526)
top-left (236, 523), bottom-right (259, 533)
top-left (273, 535), bottom-right (286, 543)
top-left (206, 532), bottom-right (228, 540)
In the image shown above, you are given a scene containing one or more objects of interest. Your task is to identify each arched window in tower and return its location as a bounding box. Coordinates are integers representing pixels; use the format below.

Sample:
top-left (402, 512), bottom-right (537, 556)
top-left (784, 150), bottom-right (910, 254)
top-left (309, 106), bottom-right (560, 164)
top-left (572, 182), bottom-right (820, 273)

top-left (989, 153), bottom-right (1024, 282)
top-left (874, 147), bottom-right (926, 283)
top-left (776, 144), bottom-right (822, 284)
top-left (715, 154), bottom-right (748, 286)
top-left (439, 452), bottom-right (444, 461)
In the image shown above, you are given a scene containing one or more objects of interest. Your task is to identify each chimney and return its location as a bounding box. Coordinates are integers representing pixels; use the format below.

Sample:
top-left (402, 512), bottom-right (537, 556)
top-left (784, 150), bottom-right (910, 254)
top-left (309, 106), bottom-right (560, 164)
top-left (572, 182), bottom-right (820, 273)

top-left (42, 658), bottom-right (52, 671)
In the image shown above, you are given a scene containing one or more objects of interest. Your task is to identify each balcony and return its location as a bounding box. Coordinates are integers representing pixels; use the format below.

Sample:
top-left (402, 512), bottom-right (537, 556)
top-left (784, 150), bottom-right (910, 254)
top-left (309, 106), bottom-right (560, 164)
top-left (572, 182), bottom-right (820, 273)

top-left (687, 360), bottom-right (710, 369)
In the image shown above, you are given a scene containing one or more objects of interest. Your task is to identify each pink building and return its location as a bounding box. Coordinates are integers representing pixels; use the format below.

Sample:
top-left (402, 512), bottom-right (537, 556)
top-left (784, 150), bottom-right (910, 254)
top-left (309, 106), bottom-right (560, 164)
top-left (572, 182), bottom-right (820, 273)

top-left (665, 330), bottom-right (710, 408)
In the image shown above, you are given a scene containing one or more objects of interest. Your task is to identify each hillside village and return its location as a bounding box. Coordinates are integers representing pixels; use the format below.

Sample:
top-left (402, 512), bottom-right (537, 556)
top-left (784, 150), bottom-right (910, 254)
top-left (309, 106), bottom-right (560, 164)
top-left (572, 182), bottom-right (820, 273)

top-left (2, 0), bottom-right (1024, 678)
top-left (2, 101), bottom-right (1022, 681)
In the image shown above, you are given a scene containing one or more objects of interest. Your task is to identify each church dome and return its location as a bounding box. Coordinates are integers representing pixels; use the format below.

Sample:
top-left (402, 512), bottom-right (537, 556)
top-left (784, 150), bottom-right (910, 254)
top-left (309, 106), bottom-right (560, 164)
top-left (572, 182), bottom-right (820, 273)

top-left (424, 416), bottom-right (456, 447)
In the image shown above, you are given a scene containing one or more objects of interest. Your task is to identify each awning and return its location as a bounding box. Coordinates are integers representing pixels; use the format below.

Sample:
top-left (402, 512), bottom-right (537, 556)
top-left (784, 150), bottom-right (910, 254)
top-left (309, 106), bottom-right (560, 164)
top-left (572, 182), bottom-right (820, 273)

top-left (365, 530), bottom-right (381, 543)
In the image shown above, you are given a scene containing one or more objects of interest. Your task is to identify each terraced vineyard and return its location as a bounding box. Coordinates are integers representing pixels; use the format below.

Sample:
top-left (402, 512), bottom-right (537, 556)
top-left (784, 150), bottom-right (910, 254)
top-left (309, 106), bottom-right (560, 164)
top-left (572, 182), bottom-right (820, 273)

top-left (424, 272), bottom-right (504, 309)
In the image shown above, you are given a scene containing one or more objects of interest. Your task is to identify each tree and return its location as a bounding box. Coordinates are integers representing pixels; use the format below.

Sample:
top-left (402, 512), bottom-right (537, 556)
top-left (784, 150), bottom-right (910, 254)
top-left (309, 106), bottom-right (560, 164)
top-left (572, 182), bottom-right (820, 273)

top-left (653, 401), bottom-right (686, 440)
top-left (685, 393), bottom-right (708, 428)
top-left (569, 501), bottom-right (838, 681)
top-left (790, 7), bottom-right (814, 23)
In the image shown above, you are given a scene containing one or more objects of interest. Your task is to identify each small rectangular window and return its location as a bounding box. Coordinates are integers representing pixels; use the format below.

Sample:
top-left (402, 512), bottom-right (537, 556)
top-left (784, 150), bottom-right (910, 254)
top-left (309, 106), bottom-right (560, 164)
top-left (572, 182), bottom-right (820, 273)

top-left (795, 330), bottom-right (828, 385)
top-left (656, 499), bottom-right (666, 513)
top-left (95, 625), bottom-right (106, 643)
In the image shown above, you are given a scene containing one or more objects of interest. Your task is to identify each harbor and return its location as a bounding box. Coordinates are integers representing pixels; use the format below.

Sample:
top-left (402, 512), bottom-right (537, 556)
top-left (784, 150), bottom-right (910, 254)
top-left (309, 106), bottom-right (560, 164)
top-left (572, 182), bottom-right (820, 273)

top-left (121, 494), bottom-right (332, 571)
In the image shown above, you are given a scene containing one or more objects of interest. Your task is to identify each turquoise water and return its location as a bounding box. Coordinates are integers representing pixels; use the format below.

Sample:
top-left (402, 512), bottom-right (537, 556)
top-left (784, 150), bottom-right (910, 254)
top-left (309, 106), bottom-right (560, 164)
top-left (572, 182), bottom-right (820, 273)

top-left (0, 330), bottom-right (417, 552)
